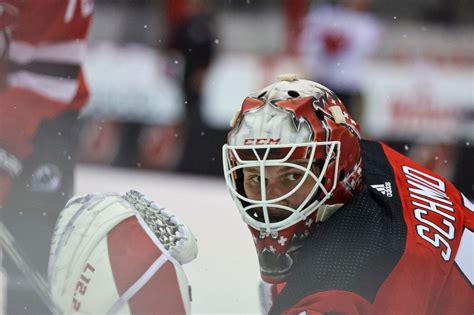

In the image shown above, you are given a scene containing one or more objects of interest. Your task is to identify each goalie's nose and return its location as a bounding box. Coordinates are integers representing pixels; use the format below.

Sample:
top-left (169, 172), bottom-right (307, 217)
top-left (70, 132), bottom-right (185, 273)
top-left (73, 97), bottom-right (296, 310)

top-left (266, 182), bottom-right (286, 200)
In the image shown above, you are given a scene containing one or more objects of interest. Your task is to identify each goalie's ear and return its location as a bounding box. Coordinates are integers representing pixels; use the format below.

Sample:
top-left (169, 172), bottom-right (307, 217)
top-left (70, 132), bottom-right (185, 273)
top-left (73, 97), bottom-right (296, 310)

top-left (49, 193), bottom-right (193, 315)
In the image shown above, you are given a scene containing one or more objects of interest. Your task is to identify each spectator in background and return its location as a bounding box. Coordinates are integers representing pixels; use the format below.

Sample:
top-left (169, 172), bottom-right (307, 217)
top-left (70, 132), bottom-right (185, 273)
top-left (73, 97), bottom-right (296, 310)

top-left (167, 0), bottom-right (216, 129)
top-left (0, 1), bottom-right (93, 313)
top-left (166, 0), bottom-right (217, 173)
top-left (298, 0), bottom-right (381, 121)
top-left (422, 0), bottom-right (457, 25)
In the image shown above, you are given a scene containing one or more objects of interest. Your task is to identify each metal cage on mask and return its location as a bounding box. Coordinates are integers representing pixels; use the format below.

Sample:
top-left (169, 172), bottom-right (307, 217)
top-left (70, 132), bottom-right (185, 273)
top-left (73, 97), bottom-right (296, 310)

top-left (223, 140), bottom-right (340, 234)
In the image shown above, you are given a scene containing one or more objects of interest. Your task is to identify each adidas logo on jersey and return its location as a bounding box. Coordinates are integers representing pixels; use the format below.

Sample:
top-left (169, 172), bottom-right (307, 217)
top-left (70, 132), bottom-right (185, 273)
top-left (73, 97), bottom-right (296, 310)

top-left (371, 182), bottom-right (393, 197)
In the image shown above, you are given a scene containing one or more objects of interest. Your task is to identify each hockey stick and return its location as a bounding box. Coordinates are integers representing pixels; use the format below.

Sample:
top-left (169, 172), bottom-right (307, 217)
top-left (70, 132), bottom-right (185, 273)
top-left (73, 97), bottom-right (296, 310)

top-left (0, 222), bottom-right (61, 315)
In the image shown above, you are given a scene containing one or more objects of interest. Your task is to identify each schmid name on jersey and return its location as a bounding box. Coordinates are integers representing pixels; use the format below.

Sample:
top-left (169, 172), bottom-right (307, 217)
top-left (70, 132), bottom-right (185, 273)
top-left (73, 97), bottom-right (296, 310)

top-left (402, 166), bottom-right (457, 262)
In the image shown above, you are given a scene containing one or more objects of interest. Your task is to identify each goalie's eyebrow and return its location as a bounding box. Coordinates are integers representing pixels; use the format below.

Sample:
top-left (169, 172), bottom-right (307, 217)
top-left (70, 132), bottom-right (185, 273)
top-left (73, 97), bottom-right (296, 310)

top-left (242, 167), bottom-right (260, 175)
top-left (275, 163), bottom-right (311, 174)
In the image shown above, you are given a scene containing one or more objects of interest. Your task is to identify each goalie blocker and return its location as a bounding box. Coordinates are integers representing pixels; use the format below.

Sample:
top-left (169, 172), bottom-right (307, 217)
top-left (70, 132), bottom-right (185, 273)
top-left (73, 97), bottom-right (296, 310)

top-left (48, 190), bottom-right (198, 314)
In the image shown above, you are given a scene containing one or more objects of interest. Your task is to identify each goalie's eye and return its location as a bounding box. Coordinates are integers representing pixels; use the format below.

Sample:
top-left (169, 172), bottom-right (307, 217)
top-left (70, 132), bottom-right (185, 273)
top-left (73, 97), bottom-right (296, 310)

top-left (248, 175), bottom-right (261, 184)
top-left (284, 172), bottom-right (303, 182)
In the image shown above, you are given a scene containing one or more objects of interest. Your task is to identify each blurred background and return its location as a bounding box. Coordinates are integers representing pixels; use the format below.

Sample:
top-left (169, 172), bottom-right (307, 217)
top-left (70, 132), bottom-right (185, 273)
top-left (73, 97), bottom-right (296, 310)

top-left (80, 0), bottom-right (473, 192)
top-left (1, 0), bottom-right (473, 314)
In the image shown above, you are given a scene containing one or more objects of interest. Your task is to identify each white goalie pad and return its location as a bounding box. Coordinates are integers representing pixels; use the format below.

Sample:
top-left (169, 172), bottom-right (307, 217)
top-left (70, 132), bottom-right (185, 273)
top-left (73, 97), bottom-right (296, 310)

top-left (48, 191), bottom-right (197, 315)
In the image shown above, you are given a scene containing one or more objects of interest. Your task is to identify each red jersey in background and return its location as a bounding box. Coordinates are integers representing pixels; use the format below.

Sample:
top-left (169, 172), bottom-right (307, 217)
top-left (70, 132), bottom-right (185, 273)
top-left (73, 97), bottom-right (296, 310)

top-left (0, 0), bottom-right (93, 160)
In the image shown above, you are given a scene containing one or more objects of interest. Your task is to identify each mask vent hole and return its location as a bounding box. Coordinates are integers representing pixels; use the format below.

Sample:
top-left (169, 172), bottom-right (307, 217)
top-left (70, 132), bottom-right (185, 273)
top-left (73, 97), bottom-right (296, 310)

top-left (258, 91), bottom-right (267, 98)
top-left (315, 108), bottom-right (325, 120)
top-left (339, 170), bottom-right (345, 181)
top-left (288, 90), bottom-right (300, 97)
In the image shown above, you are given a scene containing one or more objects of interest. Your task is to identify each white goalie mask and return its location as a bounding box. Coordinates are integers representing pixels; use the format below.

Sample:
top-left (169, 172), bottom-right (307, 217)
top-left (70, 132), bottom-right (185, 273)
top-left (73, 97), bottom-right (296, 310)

top-left (222, 75), bottom-right (362, 283)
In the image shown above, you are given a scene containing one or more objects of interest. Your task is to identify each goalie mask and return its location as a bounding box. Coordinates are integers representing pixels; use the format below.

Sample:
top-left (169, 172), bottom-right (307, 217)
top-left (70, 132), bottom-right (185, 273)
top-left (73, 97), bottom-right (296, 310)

top-left (223, 74), bottom-right (362, 283)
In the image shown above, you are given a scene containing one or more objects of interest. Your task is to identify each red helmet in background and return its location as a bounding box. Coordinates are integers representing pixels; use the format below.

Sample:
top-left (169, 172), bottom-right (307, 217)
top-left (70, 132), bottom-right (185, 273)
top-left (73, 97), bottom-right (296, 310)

top-left (223, 74), bottom-right (363, 283)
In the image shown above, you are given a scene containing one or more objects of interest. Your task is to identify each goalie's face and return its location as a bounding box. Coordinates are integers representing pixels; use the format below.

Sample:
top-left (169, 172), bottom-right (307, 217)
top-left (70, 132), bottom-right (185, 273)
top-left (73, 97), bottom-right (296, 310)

top-left (222, 141), bottom-right (336, 283)
top-left (242, 161), bottom-right (319, 222)
top-left (223, 141), bottom-right (336, 233)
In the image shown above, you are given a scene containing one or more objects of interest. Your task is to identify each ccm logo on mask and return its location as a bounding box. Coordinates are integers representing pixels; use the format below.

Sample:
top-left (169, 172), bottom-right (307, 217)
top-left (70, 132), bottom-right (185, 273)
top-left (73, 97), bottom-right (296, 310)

top-left (244, 138), bottom-right (281, 145)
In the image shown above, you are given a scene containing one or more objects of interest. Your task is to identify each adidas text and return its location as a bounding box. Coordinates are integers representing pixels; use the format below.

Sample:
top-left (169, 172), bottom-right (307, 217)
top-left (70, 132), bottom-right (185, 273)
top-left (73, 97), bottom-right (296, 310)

top-left (371, 182), bottom-right (393, 197)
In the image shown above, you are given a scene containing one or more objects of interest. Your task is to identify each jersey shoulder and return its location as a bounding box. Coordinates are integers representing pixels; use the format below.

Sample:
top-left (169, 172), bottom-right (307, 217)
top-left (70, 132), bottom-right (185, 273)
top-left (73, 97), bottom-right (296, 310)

top-left (9, 0), bottom-right (93, 44)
